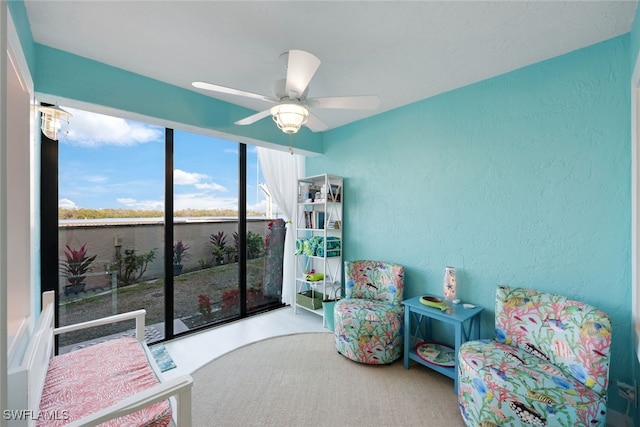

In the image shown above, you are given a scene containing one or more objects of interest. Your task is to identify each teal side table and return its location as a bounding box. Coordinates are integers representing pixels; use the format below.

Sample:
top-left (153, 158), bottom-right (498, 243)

top-left (402, 295), bottom-right (483, 394)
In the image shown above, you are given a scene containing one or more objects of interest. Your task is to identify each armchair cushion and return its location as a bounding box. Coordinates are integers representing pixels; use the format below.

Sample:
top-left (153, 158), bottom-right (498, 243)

top-left (458, 286), bottom-right (611, 427)
top-left (334, 260), bottom-right (404, 364)
top-left (344, 260), bottom-right (403, 304)
top-left (494, 286), bottom-right (611, 396)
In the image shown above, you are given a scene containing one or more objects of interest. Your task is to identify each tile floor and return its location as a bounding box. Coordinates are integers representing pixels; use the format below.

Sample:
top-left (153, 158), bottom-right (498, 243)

top-left (161, 305), bottom-right (327, 381)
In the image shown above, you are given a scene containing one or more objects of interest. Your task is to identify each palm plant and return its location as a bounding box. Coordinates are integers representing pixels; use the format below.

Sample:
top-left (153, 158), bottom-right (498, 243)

top-left (173, 240), bottom-right (191, 266)
top-left (62, 244), bottom-right (97, 287)
top-left (210, 231), bottom-right (227, 264)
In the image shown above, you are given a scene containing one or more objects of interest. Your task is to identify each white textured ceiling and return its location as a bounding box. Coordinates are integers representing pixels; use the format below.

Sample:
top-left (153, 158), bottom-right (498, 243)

top-left (25, 1), bottom-right (637, 131)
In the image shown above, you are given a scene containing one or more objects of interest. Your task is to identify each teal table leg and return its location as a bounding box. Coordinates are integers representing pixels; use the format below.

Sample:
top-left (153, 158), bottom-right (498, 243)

top-left (454, 322), bottom-right (462, 394)
top-left (403, 307), bottom-right (410, 369)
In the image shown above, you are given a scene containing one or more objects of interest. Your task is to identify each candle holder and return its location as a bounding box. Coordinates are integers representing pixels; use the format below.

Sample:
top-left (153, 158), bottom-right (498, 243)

top-left (443, 266), bottom-right (457, 302)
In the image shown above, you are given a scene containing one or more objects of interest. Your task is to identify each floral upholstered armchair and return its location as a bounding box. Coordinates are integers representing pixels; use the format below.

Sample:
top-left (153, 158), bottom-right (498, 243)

top-left (334, 260), bottom-right (404, 364)
top-left (458, 286), bottom-right (612, 426)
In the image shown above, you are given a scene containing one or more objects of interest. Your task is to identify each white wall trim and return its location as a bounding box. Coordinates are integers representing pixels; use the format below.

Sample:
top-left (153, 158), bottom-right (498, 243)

top-left (632, 48), bottom-right (640, 366)
top-left (6, 6), bottom-right (32, 94)
top-left (1, 1), bottom-right (9, 423)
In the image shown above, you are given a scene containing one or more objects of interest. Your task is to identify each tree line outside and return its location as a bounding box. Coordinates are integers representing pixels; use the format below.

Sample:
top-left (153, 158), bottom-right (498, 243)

top-left (59, 207), bottom-right (265, 220)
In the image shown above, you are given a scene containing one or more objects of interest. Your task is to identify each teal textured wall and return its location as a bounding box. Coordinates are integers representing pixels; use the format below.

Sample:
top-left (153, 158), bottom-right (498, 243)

top-left (629, 3), bottom-right (640, 422)
top-left (33, 45), bottom-right (323, 154)
top-left (7, 0), bottom-right (34, 73)
top-left (308, 35), bottom-right (632, 414)
top-left (7, 0), bottom-right (638, 418)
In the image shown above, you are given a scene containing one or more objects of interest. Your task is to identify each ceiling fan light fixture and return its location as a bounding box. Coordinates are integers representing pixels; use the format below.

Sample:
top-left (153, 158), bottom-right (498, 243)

top-left (39, 105), bottom-right (72, 141)
top-left (270, 103), bottom-right (309, 134)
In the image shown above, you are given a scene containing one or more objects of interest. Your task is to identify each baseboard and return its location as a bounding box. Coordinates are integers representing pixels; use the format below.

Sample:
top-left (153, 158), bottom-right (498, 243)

top-left (7, 316), bottom-right (30, 368)
top-left (608, 409), bottom-right (632, 427)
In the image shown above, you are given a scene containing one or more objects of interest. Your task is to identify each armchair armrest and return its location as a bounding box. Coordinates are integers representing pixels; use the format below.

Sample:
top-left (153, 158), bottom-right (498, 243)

top-left (65, 374), bottom-right (193, 427)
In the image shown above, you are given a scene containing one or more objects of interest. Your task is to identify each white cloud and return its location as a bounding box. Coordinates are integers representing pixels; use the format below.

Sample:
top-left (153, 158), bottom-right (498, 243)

top-left (63, 108), bottom-right (163, 147)
top-left (59, 198), bottom-right (77, 209)
top-left (247, 199), bottom-right (267, 214)
top-left (195, 182), bottom-right (227, 191)
top-left (173, 193), bottom-right (237, 211)
top-left (116, 198), bottom-right (164, 210)
top-left (174, 169), bottom-right (227, 192)
top-left (174, 169), bottom-right (209, 185)
top-left (84, 174), bottom-right (109, 183)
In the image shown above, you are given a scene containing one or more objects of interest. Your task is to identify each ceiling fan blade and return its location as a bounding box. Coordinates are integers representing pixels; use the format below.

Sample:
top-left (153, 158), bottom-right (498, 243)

top-left (304, 113), bottom-right (329, 132)
top-left (306, 95), bottom-right (380, 110)
top-left (192, 81), bottom-right (276, 103)
top-left (234, 109), bottom-right (272, 126)
top-left (285, 50), bottom-right (321, 99)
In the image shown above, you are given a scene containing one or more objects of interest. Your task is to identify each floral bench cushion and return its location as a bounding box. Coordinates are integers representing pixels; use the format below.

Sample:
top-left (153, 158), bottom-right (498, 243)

top-left (38, 336), bottom-right (171, 427)
top-left (459, 339), bottom-right (607, 426)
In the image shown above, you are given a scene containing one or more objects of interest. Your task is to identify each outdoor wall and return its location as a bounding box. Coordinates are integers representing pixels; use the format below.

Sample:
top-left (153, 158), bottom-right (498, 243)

top-left (59, 219), bottom-right (271, 291)
top-left (308, 35), bottom-right (632, 415)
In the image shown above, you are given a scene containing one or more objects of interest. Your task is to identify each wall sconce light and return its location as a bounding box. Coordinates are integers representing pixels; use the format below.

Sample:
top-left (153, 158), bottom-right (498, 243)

top-left (443, 266), bottom-right (457, 302)
top-left (39, 105), bottom-right (72, 141)
top-left (270, 102), bottom-right (308, 134)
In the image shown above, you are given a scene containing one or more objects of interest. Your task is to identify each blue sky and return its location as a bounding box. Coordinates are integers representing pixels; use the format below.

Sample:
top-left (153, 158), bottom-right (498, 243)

top-left (58, 107), bottom-right (266, 213)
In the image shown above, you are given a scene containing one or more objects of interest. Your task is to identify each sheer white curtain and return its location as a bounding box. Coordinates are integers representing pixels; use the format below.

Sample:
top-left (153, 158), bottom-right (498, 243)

top-left (256, 146), bottom-right (305, 306)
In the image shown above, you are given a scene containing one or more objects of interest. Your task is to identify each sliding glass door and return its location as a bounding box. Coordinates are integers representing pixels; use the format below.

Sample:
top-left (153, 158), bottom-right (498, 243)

top-left (56, 108), bottom-right (166, 352)
top-left (43, 106), bottom-right (285, 352)
top-left (172, 130), bottom-right (240, 330)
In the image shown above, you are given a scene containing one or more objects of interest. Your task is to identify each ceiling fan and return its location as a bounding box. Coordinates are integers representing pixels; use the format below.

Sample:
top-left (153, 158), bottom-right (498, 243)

top-left (192, 49), bottom-right (380, 134)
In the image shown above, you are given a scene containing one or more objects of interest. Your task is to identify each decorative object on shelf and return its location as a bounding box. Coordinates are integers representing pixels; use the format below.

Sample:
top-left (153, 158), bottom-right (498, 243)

top-left (296, 290), bottom-right (324, 310)
top-left (443, 266), bottom-right (456, 302)
top-left (39, 104), bottom-right (72, 141)
top-left (419, 295), bottom-right (448, 311)
top-left (415, 342), bottom-right (456, 367)
top-left (295, 236), bottom-right (341, 256)
top-left (305, 272), bottom-right (324, 282)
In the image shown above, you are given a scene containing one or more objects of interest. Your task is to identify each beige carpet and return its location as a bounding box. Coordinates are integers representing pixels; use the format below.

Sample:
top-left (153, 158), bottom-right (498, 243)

top-left (191, 332), bottom-right (466, 427)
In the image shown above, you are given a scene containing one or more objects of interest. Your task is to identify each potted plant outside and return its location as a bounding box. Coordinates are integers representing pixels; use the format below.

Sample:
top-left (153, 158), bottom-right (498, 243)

top-left (108, 247), bottom-right (157, 287)
top-left (210, 231), bottom-right (227, 265)
top-left (62, 243), bottom-right (97, 295)
top-left (173, 240), bottom-right (190, 276)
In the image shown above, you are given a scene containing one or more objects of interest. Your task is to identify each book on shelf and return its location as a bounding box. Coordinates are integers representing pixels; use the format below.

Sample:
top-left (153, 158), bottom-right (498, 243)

top-left (304, 211), bottom-right (312, 228)
top-left (302, 211), bottom-right (325, 229)
top-left (315, 211), bottom-right (325, 229)
top-left (299, 184), bottom-right (322, 202)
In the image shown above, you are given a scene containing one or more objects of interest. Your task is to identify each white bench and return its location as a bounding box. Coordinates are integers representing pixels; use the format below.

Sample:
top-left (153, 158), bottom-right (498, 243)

top-left (7, 291), bottom-right (193, 426)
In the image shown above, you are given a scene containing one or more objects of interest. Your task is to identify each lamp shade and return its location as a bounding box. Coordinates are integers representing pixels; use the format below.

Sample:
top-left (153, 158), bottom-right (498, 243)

top-left (39, 105), bottom-right (72, 141)
top-left (270, 103), bottom-right (308, 134)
